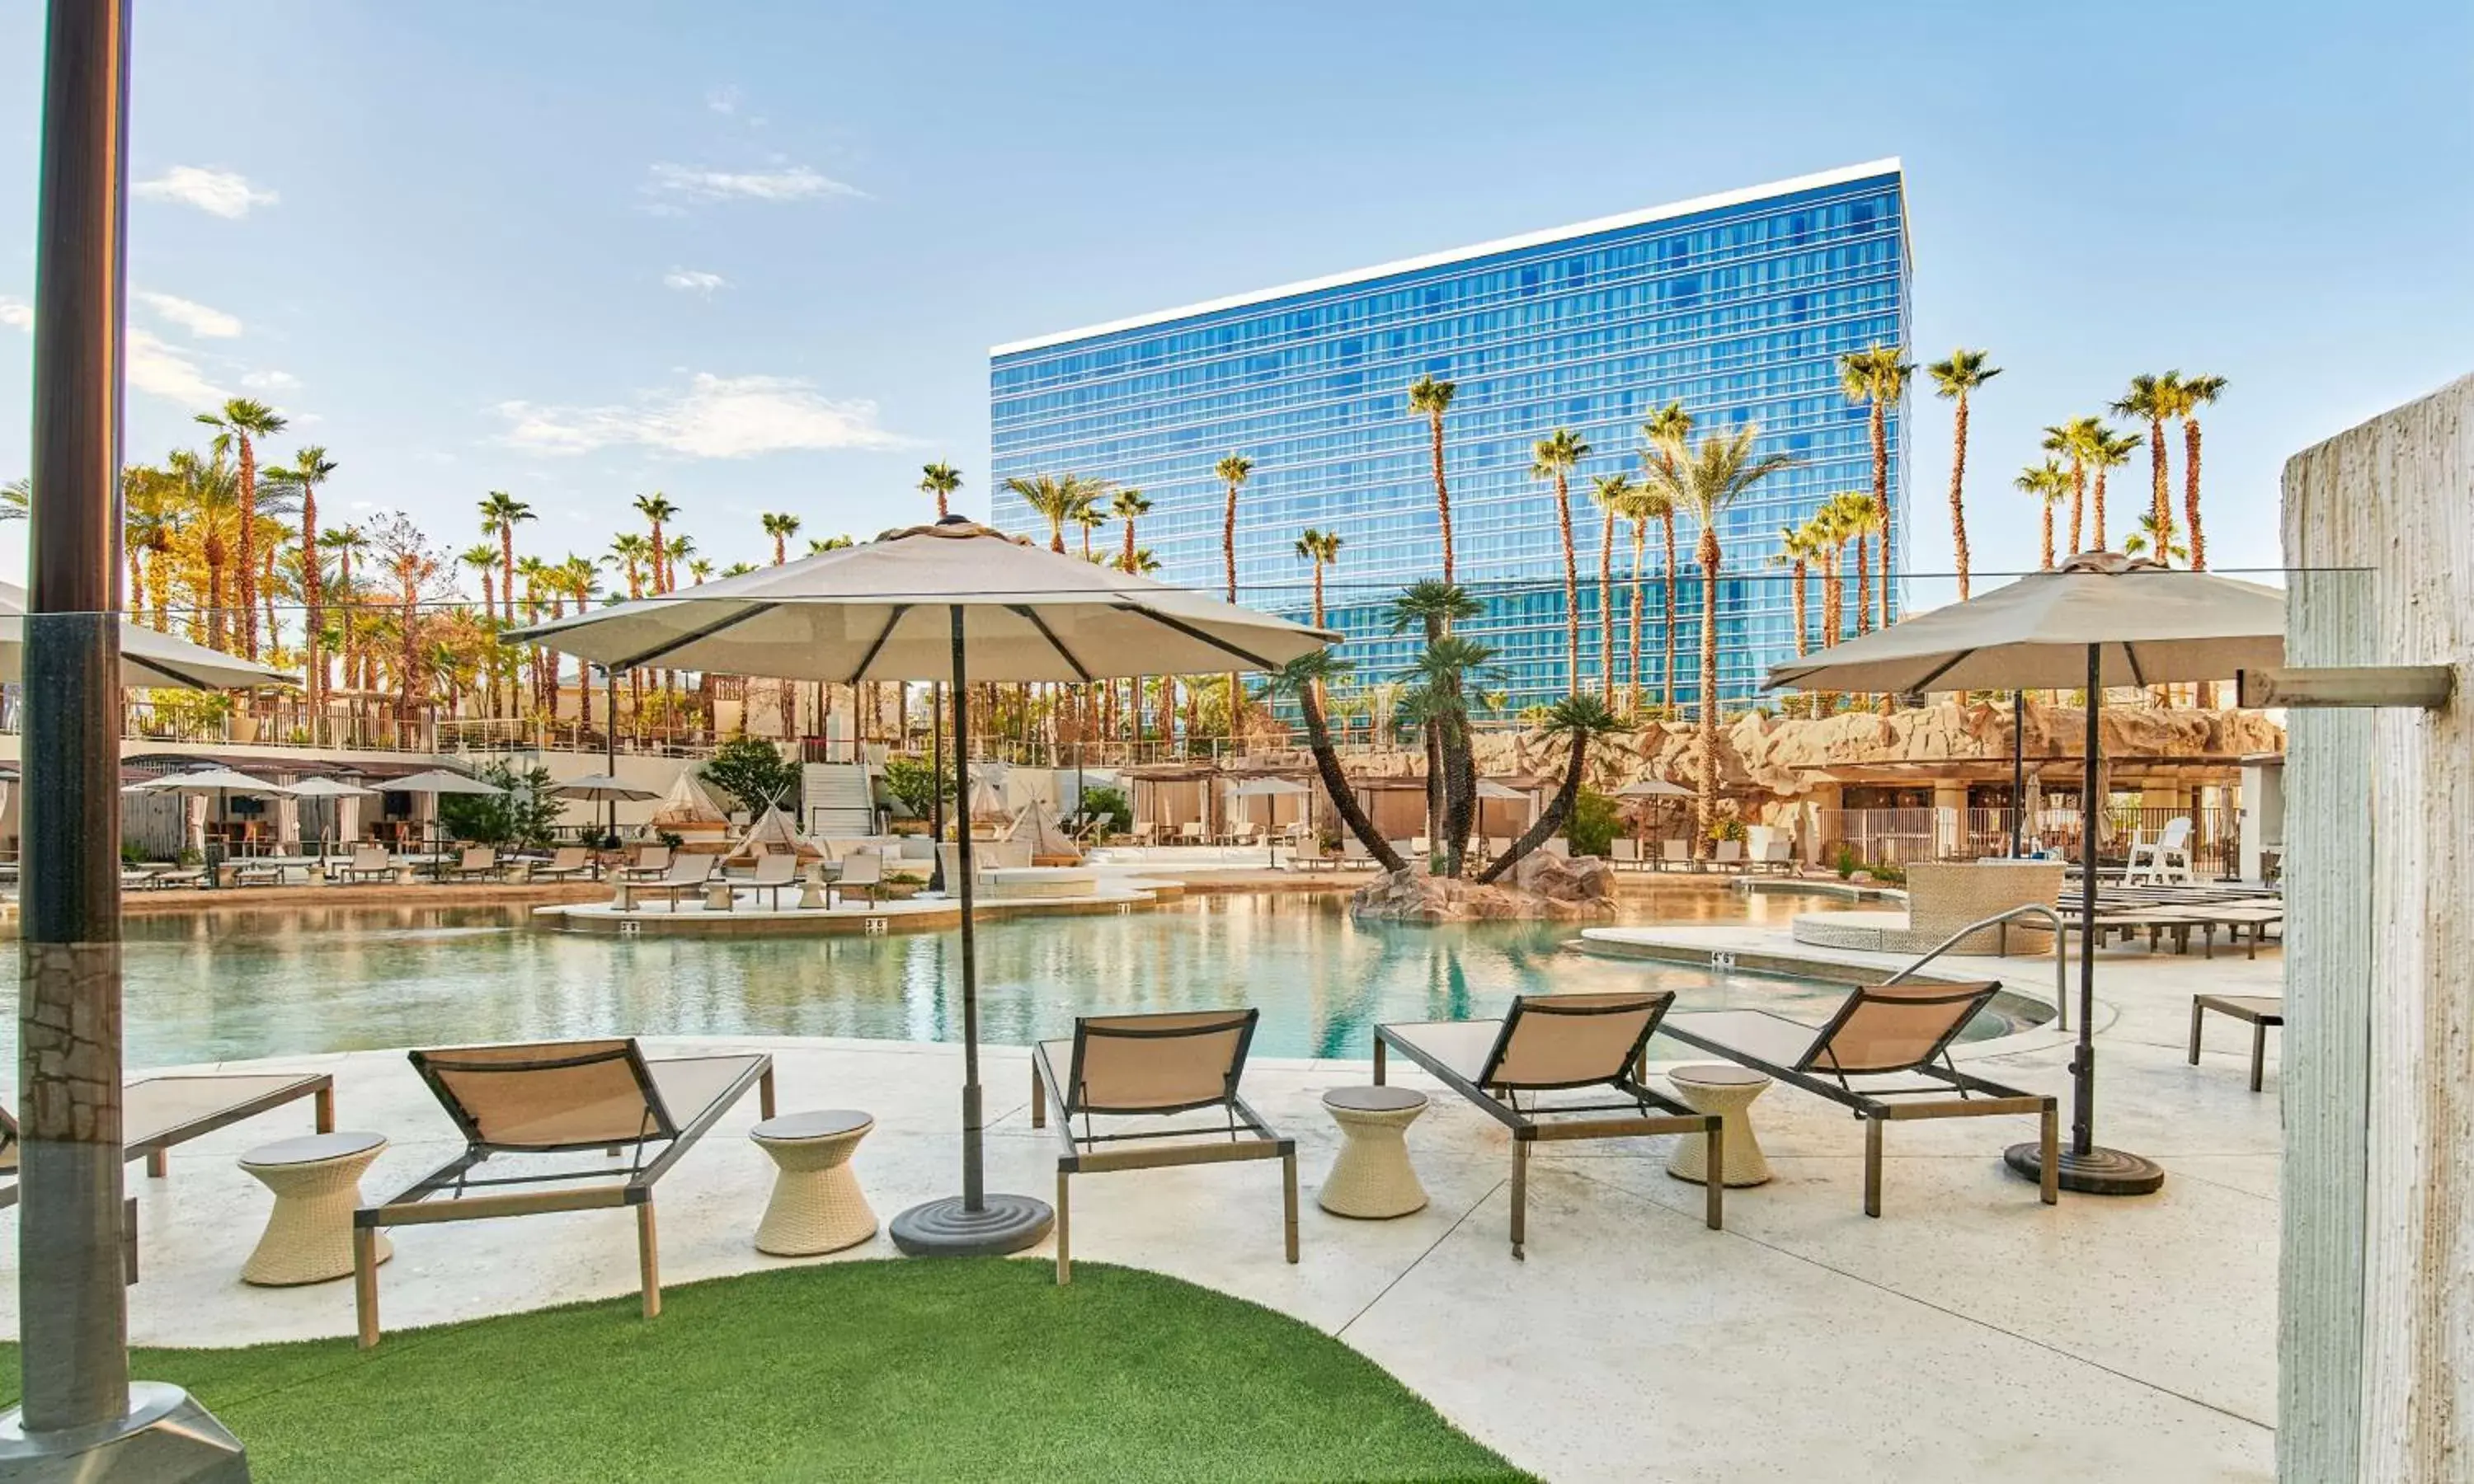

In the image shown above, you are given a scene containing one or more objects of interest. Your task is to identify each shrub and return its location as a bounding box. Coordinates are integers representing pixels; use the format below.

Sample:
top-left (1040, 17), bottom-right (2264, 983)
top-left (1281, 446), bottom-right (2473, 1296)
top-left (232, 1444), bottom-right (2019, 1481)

top-left (1706, 816), bottom-right (1747, 843)
top-left (440, 760), bottom-right (563, 847)
top-left (700, 737), bottom-right (802, 816)
top-left (1077, 784), bottom-right (1131, 834)
top-left (882, 754), bottom-right (949, 821)
top-left (1564, 787), bottom-right (1621, 859)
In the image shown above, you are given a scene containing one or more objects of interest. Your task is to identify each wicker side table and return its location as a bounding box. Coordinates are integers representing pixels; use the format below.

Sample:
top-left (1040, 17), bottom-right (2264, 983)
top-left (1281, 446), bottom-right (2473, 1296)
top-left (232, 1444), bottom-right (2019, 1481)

top-left (1319, 1086), bottom-right (1430, 1219)
top-left (750, 1111), bottom-right (877, 1256)
top-left (238, 1131), bottom-right (392, 1286)
top-left (1665, 1065), bottom-right (1773, 1187)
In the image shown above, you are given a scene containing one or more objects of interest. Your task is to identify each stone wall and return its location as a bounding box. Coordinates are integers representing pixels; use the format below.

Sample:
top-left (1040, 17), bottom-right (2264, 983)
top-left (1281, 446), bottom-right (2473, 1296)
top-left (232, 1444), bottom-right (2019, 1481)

top-left (2279, 372), bottom-right (2473, 1482)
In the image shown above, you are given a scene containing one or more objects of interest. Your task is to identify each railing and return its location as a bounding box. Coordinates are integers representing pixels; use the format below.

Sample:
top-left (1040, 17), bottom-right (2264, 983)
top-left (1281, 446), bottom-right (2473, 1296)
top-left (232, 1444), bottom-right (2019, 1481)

top-left (1882, 903), bottom-right (2073, 1033)
top-left (1818, 805), bottom-right (2246, 876)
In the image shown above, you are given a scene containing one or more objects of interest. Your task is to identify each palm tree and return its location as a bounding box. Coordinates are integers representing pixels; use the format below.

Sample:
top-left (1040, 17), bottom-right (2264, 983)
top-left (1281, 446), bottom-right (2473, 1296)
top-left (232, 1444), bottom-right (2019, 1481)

top-left (1214, 453), bottom-right (1254, 603)
top-left (760, 511), bottom-right (802, 564)
top-left (478, 491), bottom-right (533, 623)
top-left (1293, 528), bottom-right (1343, 627)
top-left (1407, 375), bottom-right (1457, 581)
top-left (808, 534), bottom-right (855, 554)
top-left (1610, 480), bottom-right (1655, 712)
top-left (1805, 503), bottom-right (1845, 652)
top-left (262, 445), bottom-right (336, 702)
top-left (195, 397), bottom-right (288, 658)
top-left (121, 466), bottom-right (180, 632)
top-left (1587, 473), bottom-right (1634, 703)
top-left (1400, 634), bottom-right (1500, 877)
top-left (2087, 426), bottom-right (2139, 552)
top-left (1110, 489), bottom-right (1150, 572)
top-left (2110, 373), bottom-right (2185, 546)
top-left (324, 524), bottom-right (367, 697)
top-left (457, 543), bottom-right (501, 613)
top-left (1772, 524), bottom-right (1816, 657)
top-left (1114, 547), bottom-right (1159, 576)
top-left (1531, 428), bottom-right (1592, 688)
top-left (919, 461), bottom-right (962, 520)
top-left (607, 533), bottom-right (652, 599)
top-left (2124, 510), bottom-right (2188, 565)
top-left (1639, 403), bottom-right (1693, 708)
top-left (1475, 694), bottom-right (1629, 884)
top-left (1073, 501), bottom-right (1108, 561)
top-left (1830, 489), bottom-right (1881, 636)
top-left (1391, 580), bottom-right (1484, 860)
top-left (1925, 349), bottom-right (2000, 599)
top-left (2016, 460), bottom-right (2069, 570)
top-left (1263, 651), bottom-right (1404, 872)
top-left (2178, 374), bottom-right (2227, 571)
top-left (1837, 345), bottom-right (1912, 631)
top-left (1004, 473), bottom-right (1099, 553)
top-left (632, 492), bottom-right (679, 590)
top-left (1640, 426), bottom-right (1795, 854)
top-left (0, 476), bottom-right (26, 523)
top-left (2043, 416), bottom-right (2103, 556)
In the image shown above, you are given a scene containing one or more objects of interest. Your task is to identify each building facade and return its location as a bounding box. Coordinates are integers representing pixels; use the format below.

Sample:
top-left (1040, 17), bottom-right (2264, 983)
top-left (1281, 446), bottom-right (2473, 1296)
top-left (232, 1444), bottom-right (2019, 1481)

top-left (990, 161), bottom-right (1910, 711)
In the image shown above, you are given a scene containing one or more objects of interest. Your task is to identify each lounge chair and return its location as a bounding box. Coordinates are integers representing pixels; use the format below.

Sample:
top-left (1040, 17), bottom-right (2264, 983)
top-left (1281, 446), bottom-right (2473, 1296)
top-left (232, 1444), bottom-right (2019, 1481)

top-left (616, 843), bottom-right (674, 882)
top-left (830, 849), bottom-right (882, 908)
top-left (120, 865), bottom-right (161, 890)
top-left (745, 852), bottom-right (801, 909)
top-left (532, 845), bottom-right (597, 882)
top-left (2189, 993), bottom-right (2282, 1092)
top-left (442, 846), bottom-right (503, 882)
top-left (1659, 838), bottom-right (1691, 872)
top-left (1176, 821), bottom-right (1206, 845)
top-left (1229, 821), bottom-right (1260, 848)
top-left (1031, 1008), bottom-right (1295, 1284)
top-left (232, 857), bottom-right (288, 886)
top-left (340, 843), bottom-right (395, 885)
top-left (148, 866), bottom-right (208, 889)
top-left (1376, 992), bottom-right (1722, 1257)
top-left (634, 855), bottom-right (716, 908)
top-left (1757, 838), bottom-right (1796, 874)
top-left (1612, 838), bottom-right (1642, 871)
top-left (2125, 817), bottom-right (2195, 885)
top-left (1341, 836), bottom-right (1371, 867)
top-left (1130, 821), bottom-right (1157, 847)
top-left (1661, 983), bottom-right (2059, 1216)
top-left (354, 1037), bottom-right (774, 1348)
top-left (1711, 838), bottom-right (1744, 873)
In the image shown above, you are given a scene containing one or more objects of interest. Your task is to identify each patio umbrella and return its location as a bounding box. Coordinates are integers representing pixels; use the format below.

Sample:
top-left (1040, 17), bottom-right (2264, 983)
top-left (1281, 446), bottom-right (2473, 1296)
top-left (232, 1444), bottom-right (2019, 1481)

top-left (1764, 552), bottom-right (2284, 1195)
top-left (551, 773), bottom-right (665, 841)
top-left (0, 579), bottom-right (292, 690)
top-left (1615, 778), bottom-right (1694, 798)
top-left (507, 516), bottom-right (1336, 1256)
top-left (1230, 777), bottom-right (1311, 864)
top-left (381, 768), bottom-right (507, 859)
top-left (285, 776), bottom-right (378, 859)
top-left (125, 767), bottom-right (295, 879)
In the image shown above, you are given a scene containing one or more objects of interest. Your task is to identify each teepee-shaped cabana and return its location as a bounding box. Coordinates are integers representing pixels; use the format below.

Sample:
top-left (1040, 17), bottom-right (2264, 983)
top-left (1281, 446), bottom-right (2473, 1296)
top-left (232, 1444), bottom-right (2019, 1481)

top-left (1006, 803), bottom-right (1082, 863)
top-left (652, 772), bottom-right (733, 842)
top-left (720, 803), bottom-right (827, 865)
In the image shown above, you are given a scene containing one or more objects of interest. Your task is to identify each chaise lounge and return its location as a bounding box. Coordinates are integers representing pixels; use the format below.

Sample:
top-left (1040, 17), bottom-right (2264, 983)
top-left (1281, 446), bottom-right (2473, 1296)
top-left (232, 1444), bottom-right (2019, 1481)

top-left (1375, 990), bottom-right (1724, 1257)
top-left (353, 1037), bottom-right (774, 1347)
top-left (1659, 981), bottom-right (2059, 1216)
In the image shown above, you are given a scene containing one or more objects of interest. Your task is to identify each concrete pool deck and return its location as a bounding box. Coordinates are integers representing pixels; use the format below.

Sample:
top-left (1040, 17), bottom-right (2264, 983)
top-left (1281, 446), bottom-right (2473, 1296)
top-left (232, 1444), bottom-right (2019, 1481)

top-left (0, 926), bottom-right (2279, 1482)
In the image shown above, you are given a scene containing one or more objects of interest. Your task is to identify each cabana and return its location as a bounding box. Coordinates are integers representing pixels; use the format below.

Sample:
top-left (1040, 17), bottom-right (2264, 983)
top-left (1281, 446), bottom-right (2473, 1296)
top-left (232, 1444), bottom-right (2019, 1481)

top-left (651, 773), bottom-right (733, 844)
top-left (719, 803), bottom-right (827, 866)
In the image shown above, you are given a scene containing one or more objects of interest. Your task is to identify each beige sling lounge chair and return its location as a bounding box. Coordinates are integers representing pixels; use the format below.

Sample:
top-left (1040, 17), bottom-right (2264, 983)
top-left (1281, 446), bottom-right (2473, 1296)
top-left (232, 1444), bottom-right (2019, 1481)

top-left (531, 845), bottom-right (596, 881)
top-left (1032, 1008), bottom-right (1296, 1284)
top-left (1376, 992), bottom-right (1721, 1257)
top-left (353, 1037), bottom-right (773, 1348)
top-left (1661, 982), bottom-right (2059, 1217)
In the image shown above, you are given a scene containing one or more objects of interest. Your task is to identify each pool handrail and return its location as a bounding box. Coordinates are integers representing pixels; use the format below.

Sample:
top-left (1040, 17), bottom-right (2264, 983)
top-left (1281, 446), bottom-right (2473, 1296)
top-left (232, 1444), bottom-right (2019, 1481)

top-left (1880, 903), bottom-right (2072, 1033)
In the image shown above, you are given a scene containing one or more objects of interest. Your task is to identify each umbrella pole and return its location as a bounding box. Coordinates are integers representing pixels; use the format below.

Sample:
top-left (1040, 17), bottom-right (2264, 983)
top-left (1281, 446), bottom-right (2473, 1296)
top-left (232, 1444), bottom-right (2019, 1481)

top-left (2009, 690), bottom-right (2025, 857)
top-left (603, 665), bottom-right (618, 844)
top-left (2005, 643), bottom-right (2165, 1195)
top-left (889, 607), bottom-right (1056, 1257)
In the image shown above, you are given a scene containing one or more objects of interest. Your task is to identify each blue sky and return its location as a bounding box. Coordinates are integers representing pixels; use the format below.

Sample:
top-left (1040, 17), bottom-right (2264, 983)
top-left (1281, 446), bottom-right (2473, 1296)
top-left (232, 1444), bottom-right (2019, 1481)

top-left (0, 0), bottom-right (2467, 602)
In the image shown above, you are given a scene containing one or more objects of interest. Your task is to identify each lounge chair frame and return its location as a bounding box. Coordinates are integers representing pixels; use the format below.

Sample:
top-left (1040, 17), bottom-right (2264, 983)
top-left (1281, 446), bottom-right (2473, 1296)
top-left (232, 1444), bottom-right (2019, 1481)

top-left (1031, 1009), bottom-right (1296, 1284)
top-left (1375, 992), bottom-right (1723, 1257)
top-left (352, 1040), bottom-right (774, 1348)
top-left (1660, 982), bottom-right (2060, 1217)
top-left (2189, 993), bottom-right (2282, 1092)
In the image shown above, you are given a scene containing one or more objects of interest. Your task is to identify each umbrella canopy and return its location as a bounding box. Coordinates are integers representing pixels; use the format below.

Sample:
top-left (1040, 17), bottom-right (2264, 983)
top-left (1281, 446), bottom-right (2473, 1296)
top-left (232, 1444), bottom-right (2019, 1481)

top-left (548, 773), bottom-right (664, 803)
top-left (0, 579), bottom-right (293, 690)
top-left (1765, 553), bottom-right (2284, 694)
top-left (1761, 551), bottom-right (2286, 1200)
top-left (124, 766), bottom-right (292, 796)
top-left (1478, 778), bottom-right (1536, 801)
top-left (505, 518), bottom-right (1337, 683)
top-left (1229, 777), bottom-right (1311, 798)
top-left (510, 516), bottom-right (1337, 1261)
top-left (282, 777), bottom-right (378, 799)
top-left (382, 768), bottom-right (505, 796)
top-left (1616, 778), bottom-right (1694, 799)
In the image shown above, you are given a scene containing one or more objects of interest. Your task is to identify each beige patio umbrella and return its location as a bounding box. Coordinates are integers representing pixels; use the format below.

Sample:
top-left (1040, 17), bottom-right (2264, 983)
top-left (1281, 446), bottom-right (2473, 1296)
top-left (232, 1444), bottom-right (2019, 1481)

top-left (125, 766), bottom-right (294, 875)
top-left (509, 516), bottom-right (1337, 1256)
top-left (0, 579), bottom-right (291, 690)
top-left (1762, 552), bottom-right (2286, 1197)
top-left (285, 775), bottom-right (379, 859)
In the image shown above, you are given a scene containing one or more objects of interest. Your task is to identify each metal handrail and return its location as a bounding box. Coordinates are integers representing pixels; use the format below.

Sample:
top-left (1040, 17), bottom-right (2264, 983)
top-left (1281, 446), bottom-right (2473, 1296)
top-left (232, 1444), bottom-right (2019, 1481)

top-left (1881, 903), bottom-right (2072, 1033)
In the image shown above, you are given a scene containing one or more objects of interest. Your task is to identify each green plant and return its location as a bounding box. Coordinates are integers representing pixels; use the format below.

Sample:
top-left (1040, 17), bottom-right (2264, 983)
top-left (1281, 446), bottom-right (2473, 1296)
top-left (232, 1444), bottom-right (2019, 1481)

top-left (1706, 816), bottom-right (1747, 843)
top-left (1564, 787), bottom-right (1620, 859)
top-left (1832, 843), bottom-right (1858, 879)
top-left (439, 760), bottom-right (562, 847)
top-left (882, 754), bottom-right (949, 821)
top-left (700, 736), bottom-right (802, 816)
top-left (121, 840), bottom-right (148, 866)
top-left (657, 829), bottom-right (683, 850)
top-left (176, 846), bottom-right (202, 868)
top-left (1077, 784), bottom-right (1131, 834)
top-left (1868, 862), bottom-right (1908, 886)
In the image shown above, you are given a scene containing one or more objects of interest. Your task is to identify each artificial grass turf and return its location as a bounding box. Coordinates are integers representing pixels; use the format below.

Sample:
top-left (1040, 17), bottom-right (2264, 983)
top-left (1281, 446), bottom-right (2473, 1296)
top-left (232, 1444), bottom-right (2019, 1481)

top-left (0, 1258), bottom-right (1532, 1482)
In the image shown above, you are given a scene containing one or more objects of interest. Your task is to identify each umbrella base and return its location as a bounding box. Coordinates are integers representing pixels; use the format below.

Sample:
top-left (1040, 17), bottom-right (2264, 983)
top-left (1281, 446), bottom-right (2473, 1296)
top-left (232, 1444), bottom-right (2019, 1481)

top-left (2002, 1142), bottom-right (2166, 1196)
top-left (889, 1193), bottom-right (1054, 1257)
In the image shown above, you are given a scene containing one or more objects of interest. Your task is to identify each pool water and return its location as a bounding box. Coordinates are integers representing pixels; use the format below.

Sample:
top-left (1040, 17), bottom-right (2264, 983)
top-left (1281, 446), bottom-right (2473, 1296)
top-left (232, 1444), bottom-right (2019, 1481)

top-left (6, 891), bottom-right (2025, 1069)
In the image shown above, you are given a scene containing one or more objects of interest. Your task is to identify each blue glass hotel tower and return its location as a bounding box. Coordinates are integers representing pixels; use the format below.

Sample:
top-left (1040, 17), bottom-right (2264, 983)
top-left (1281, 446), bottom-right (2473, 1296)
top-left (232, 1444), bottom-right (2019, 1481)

top-left (990, 161), bottom-right (1910, 710)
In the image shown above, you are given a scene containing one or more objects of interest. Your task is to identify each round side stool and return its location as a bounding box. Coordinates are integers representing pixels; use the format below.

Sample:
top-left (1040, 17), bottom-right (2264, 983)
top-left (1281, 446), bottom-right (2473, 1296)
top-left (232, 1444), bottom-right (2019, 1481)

top-left (1319, 1086), bottom-right (1430, 1219)
top-left (1665, 1064), bottom-right (1773, 1187)
top-left (238, 1131), bottom-right (391, 1286)
top-left (750, 1111), bottom-right (877, 1255)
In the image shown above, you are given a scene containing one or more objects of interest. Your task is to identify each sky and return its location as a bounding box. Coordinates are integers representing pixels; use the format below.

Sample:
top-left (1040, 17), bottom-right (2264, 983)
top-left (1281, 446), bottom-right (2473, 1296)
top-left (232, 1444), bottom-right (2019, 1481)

top-left (0, 0), bottom-right (2467, 605)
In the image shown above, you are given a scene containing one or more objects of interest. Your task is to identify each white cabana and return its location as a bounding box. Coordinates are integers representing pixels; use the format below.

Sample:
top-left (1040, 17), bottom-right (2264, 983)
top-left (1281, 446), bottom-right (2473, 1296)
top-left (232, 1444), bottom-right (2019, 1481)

top-left (720, 803), bottom-right (825, 865)
top-left (1004, 803), bottom-right (1081, 863)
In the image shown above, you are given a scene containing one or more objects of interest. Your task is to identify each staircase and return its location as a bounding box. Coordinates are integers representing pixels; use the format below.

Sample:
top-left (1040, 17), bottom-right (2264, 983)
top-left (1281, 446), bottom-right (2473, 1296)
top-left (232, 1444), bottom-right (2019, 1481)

top-left (802, 763), bottom-right (877, 838)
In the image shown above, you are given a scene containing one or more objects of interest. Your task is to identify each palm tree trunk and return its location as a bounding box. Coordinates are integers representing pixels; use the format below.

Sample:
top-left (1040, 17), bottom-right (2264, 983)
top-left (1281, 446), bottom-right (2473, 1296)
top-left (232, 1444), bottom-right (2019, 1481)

top-left (1597, 506), bottom-right (1616, 704)
top-left (2041, 504), bottom-right (2055, 570)
top-left (1948, 392), bottom-right (1973, 600)
top-left (1556, 472), bottom-right (1578, 689)
top-left (2067, 459), bottom-right (2086, 556)
top-left (1298, 684), bottom-right (1402, 872)
top-left (2093, 467), bottom-right (2110, 551)
top-left (1870, 399), bottom-right (1891, 632)
top-left (1855, 535), bottom-right (1872, 636)
top-left (1659, 514), bottom-right (1678, 713)
top-left (2183, 417), bottom-right (2208, 571)
top-left (236, 433), bottom-right (260, 659)
top-left (1790, 560), bottom-right (1808, 657)
top-left (1429, 409), bottom-right (1454, 585)
top-left (1475, 727), bottom-right (1591, 885)
top-left (1627, 520), bottom-right (1647, 711)
top-left (1696, 538), bottom-right (1721, 860)
top-left (2147, 416), bottom-right (2171, 538)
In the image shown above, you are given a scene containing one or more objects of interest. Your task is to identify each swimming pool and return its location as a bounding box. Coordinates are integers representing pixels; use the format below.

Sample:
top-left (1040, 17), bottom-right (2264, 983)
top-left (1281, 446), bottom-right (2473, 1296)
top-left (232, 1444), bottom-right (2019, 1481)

top-left (10, 891), bottom-right (2032, 1068)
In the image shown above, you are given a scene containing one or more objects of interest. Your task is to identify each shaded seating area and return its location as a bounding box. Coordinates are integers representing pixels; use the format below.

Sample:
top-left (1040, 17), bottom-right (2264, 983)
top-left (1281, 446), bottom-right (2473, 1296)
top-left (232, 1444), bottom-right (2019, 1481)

top-left (1032, 1007), bottom-right (1296, 1284)
top-left (1660, 982), bottom-right (2060, 1217)
top-left (354, 1037), bottom-right (774, 1347)
top-left (1374, 991), bottom-right (1724, 1257)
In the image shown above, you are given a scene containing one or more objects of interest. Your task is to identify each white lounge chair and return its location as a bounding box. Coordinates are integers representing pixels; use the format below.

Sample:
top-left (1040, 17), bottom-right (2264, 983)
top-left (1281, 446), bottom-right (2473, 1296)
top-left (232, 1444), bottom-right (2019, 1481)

top-left (1659, 838), bottom-right (1691, 872)
top-left (830, 849), bottom-right (882, 908)
top-left (1612, 838), bottom-right (1642, 870)
top-left (2125, 817), bottom-right (2195, 885)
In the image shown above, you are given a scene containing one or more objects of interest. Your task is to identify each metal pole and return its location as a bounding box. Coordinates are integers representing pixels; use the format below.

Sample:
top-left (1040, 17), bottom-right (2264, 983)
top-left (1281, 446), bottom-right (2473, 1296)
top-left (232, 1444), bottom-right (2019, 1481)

top-left (603, 665), bottom-right (618, 842)
top-left (928, 679), bottom-right (945, 894)
top-left (2010, 689), bottom-right (2025, 857)
top-left (2074, 649), bottom-right (2101, 1153)
top-left (951, 611), bottom-right (982, 1209)
top-left (5, 0), bottom-right (244, 1472)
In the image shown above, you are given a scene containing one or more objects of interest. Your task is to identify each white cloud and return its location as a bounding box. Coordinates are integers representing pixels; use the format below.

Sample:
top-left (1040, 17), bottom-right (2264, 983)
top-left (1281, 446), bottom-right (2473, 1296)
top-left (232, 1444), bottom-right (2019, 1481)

top-left (495, 373), bottom-right (908, 459)
top-left (134, 166), bottom-right (278, 219)
top-left (645, 162), bottom-right (864, 204)
top-left (241, 369), bottom-right (299, 391)
top-left (0, 297), bottom-right (30, 332)
top-left (126, 329), bottom-right (223, 406)
top-left (707, 86), bottom-right (742, 115)
top-left (663, 268), bottom-right (727, 294)
top-left (136, 290), bottom-right (243, 339)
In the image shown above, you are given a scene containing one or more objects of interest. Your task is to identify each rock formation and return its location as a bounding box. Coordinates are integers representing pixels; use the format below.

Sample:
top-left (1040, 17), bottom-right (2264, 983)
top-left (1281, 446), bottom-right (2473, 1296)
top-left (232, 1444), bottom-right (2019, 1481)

top-left (1348, 852), bottom-right (1616, 923)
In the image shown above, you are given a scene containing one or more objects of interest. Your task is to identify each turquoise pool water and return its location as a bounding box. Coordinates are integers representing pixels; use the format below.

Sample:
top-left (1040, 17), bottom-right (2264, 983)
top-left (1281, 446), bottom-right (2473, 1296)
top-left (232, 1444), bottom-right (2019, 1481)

top-left (5, 892), bottom-right (2027, 1068)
